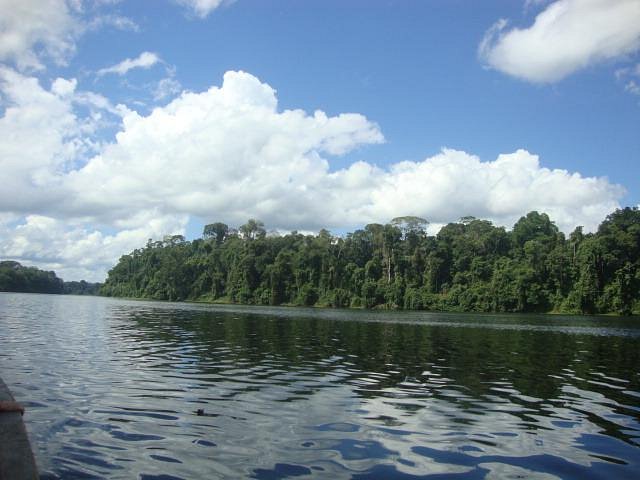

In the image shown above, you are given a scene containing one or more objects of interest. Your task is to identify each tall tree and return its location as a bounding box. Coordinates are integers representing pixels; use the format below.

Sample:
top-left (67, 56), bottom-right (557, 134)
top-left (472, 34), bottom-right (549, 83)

top-left (203, 222), bottom-right (229, 244)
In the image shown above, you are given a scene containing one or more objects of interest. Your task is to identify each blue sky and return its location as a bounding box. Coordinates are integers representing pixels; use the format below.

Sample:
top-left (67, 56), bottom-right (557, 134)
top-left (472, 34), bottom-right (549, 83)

top-left (73, 0), bottom-right (640, 182)
top-left (1, 0), bottom-right (639, 280)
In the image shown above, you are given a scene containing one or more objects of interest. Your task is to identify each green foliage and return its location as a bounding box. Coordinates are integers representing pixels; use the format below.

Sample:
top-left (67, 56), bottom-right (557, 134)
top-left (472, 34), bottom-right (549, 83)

top-left (63, 280), bottom-right (102, 295)
top-left (101, 208), bottom-right (640, 315)
top-left (202, 222), bottom-right (229, 244)
top-left (0, 261), bottom-right (64, 294)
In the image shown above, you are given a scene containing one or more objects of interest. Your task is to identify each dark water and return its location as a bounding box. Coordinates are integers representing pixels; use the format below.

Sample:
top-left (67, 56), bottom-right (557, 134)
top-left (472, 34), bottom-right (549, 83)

top-left (1, 293), bottom-right (640, 479)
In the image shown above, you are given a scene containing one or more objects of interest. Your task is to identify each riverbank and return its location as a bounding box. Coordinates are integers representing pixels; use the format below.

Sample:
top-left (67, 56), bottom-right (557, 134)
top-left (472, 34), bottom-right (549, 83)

top-left (0, 378), bottom-right (38, 480)
top-left (183, 294), bottom-right (639, 317)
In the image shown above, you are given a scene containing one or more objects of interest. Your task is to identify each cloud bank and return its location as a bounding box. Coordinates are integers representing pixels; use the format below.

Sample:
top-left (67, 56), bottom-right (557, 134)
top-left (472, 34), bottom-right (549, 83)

top-left (0, 68), bottom-right (624, 280)
top-left (479, 0), bottom-right (640, 83)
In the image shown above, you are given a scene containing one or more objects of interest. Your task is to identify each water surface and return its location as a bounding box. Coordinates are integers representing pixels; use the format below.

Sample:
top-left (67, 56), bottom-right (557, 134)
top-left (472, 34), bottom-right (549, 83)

top-left (1, 292), bottom-right (639, 479)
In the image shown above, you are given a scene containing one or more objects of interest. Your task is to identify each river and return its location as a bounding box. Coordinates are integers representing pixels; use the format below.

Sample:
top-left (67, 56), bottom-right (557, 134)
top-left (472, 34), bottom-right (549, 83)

top-left (1, 292), bottom-right (639, 479)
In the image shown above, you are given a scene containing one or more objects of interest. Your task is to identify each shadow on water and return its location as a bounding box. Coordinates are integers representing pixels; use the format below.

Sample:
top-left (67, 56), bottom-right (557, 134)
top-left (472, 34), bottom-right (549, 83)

top-left (0, 293), bottom-right (639, 479)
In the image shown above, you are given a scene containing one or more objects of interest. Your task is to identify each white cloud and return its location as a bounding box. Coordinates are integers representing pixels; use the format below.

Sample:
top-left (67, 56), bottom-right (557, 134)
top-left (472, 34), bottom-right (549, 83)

top-left (0, 69), bottom-right (625, 280)
top-left (0, 1), bottom-right (139, 72)
top-left (86, 14), bottom-right (139, 33)
top-left (0, 66), bottom-right (125, 215)
top-left (0, 0), bottom-right (79, 70)
top-left (152, 76), bottom-right (182, 101)
top-left (616, 62), bottom-right (640, 95)
top-left (354, 149), bottom-right (622, 233)
top-left (97, 51), bottom-right (161, 76)
top-left (479, 0), bottom-right (640, 83)
top-left (175, 0), bottom-right (231, 18)
top-left (0, 67), bottom-right (81, 210)
top-left (64, 70), bottom-right (620, 233)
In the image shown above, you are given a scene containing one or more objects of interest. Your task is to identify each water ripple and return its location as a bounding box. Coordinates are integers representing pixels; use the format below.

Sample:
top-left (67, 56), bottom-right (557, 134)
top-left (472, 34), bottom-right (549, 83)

top-left (1, 293), bottom-right (639, 479)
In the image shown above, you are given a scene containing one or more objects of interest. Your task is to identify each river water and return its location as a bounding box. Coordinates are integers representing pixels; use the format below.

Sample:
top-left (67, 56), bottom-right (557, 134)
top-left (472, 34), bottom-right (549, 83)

top-left (1, 292), bottom-right (639, 479)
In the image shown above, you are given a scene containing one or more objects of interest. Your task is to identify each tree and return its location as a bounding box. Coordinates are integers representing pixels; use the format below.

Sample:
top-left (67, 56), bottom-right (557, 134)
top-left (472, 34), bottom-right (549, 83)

top-left (382, 224), bottom-right (402, 283)
top-left (203, 222), bottom-right (229, 244)
top-left (569, 226), bottom-right (584, 264)
top-left (239, 219), bottom-right (266, 240)
top-left (512, 211), bottom-right (558, 248)
top-left (391, 216), bottom-right (429, 239)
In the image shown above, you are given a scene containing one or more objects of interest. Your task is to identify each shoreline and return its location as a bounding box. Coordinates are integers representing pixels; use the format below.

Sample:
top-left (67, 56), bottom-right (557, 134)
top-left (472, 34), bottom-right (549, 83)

top-left (2, 290), bottom-right (635, 317)
top-left (99, 293), bottom-right (636, 318)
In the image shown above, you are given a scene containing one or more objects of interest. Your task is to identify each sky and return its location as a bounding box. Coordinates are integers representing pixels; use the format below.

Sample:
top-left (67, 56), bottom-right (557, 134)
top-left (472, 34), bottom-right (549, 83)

top-left (0, 0), bottom-right (639, 282)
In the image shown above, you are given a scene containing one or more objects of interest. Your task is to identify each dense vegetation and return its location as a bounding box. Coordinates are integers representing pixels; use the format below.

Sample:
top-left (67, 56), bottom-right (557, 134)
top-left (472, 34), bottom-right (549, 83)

top-left (63, 280), bottom-right (102, 296)
top-left (101, 208), bottom-right (640, 315)
top-left (0, 261), bottom-right (64, 294)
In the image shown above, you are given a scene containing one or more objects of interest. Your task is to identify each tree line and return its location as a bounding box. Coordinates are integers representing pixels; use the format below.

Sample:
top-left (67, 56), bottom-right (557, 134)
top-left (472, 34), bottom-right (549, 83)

top-left (0, 261), bottom-right (104, 295)
top-left (0, 261), bottom-right (64, 294)
top-left (63, 280), bottom-right (102, 295)
top-left (100, 208), bottom-right (640, 315)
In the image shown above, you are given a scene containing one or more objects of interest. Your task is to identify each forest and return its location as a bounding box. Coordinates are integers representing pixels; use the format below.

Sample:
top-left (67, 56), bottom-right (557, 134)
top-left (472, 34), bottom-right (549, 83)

top-left (63, 280), bottom-right (102, 296)
top-left (0, 261), bottom-right (103, 295)
top-left (0, 261), bottom-right (64, 294)
top-left (100, 208), bottom-right (640, 315)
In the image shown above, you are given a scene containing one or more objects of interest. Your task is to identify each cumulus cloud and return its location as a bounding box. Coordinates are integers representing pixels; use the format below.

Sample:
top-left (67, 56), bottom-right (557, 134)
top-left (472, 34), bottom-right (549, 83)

top-left (66, 71), bottom-right (620, 233)
top-left (97, 51), bottom-right (161, 76)
top-left (62, 70), bottom-right (621, 235)
top-left (0, 66), bottom-right (125, 216)
top-left (60, 71), bottom-right (385, 228)
top-left (479, 0), bottom-right (640, 83)
top-left (0, 0), bottom-right (79, 70)
top-left (0, 69), bottom-right (625, 280)
top-left (0, 67), bottom-right (82, 211)
top-left (355, 149), bottom-right (622, 233)
top-left (175, 0), bottom-right (231, 18)
top-left (0, 1), bottom-right (140, 71)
